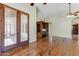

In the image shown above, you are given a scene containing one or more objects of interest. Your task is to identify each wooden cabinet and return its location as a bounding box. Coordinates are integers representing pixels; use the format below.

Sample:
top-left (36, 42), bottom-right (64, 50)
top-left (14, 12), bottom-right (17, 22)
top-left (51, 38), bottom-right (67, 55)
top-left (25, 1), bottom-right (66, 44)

top-left (37, 21), bottom-right (49, 41)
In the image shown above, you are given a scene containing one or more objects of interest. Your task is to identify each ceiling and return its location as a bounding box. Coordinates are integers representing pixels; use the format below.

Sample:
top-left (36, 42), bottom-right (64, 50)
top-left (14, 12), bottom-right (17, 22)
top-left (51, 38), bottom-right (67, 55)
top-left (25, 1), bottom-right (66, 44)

top-left (34, 3), bottom-right (79, 17)
top-left (36, 3), bottom-right (68, 17)
top-left (5, 3), bottom-right (79, 18)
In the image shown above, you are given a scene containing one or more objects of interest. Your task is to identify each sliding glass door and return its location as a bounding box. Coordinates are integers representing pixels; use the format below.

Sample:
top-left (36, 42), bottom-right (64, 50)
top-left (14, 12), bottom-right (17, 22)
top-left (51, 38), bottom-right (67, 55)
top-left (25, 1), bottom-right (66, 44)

top-left (0, 5), bottom-right (29, 51)
top-left (4, 8), bottom-right (29, 47)
top-left (4, 7), bottom-right (17, 47)
top-left (21, 13), bottom-right (28, 42)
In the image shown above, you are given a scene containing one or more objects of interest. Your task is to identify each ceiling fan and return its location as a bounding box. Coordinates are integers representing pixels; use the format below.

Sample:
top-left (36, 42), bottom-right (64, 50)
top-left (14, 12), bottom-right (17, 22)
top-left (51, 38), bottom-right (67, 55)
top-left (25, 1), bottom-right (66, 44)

top-left (30, 3), bottom-right (47, 6)
top-left (68, 3), bottom-right (79, 16)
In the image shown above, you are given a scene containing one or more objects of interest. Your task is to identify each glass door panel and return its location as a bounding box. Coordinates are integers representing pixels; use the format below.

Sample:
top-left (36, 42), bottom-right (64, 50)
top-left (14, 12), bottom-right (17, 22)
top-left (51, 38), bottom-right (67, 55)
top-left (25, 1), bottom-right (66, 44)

top-left (4, 7), bottom-right (17, 46)
top-left (21, 14), bottom-right (28, 42)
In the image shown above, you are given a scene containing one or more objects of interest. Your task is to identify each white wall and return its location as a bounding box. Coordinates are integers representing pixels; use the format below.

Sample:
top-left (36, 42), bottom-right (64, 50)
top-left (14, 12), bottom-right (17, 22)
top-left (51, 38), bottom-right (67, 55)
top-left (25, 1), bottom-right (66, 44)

top-left (36, 7), bottom-right (45, 21)
top-left (49, 16), bottom-right (74, 39)
top-left (4, 3), bottom-right (36, 43)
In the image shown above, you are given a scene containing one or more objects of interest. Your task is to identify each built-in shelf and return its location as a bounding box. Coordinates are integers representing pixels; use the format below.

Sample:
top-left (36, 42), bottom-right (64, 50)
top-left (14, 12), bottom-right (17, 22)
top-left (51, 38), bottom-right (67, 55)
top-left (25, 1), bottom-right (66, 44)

top-left (37, 21), bottom-right (49, 41)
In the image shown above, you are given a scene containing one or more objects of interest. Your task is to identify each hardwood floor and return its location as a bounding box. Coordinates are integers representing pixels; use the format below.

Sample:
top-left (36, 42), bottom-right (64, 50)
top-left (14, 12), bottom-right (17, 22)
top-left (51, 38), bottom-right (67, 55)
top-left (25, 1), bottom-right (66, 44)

top-left (0, 36), bottom-right (79, 56)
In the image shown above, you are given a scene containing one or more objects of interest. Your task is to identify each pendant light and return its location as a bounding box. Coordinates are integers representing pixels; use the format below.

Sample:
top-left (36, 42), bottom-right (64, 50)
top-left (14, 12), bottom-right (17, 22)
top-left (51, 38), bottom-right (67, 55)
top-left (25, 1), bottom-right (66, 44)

top-left (69, 3), bottom-right (71, 15)
top-left (66, 3), bottom-right (74, 18)
top-left (67, 3), bottom-right (78, 18)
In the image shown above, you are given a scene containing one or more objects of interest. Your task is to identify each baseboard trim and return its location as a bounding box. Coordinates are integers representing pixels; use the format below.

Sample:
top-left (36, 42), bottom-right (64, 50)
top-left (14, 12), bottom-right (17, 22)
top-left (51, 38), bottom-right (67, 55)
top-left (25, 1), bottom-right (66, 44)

top-left (52, 36), bottom-right (71, 40)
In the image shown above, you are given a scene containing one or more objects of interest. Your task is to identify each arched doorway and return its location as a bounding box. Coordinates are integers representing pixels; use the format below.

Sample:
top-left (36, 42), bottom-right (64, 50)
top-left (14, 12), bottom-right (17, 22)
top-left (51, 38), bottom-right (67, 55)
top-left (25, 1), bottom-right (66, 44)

top-left (72, 18), bottom-right (79, 40)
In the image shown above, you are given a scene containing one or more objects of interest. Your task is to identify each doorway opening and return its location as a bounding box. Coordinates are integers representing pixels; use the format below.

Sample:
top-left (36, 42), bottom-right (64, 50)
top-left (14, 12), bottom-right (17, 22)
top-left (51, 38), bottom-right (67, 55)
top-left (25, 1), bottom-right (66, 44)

top-left (72, 19), bottom-right (79, 40)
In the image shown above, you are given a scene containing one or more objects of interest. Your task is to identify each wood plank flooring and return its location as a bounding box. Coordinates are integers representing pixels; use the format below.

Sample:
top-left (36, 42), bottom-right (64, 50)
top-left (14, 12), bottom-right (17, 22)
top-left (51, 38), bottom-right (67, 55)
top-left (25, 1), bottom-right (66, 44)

top-left (0, 36), bottom-right (79, 56)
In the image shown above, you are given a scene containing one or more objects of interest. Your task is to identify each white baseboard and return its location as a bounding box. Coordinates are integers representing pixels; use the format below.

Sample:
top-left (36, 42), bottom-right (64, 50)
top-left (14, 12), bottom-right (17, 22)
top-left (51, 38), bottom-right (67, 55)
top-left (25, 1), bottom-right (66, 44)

top-left (29, 39), bottom-right (36, 43)
top-left (52, 35), bottom-right (72, 39)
